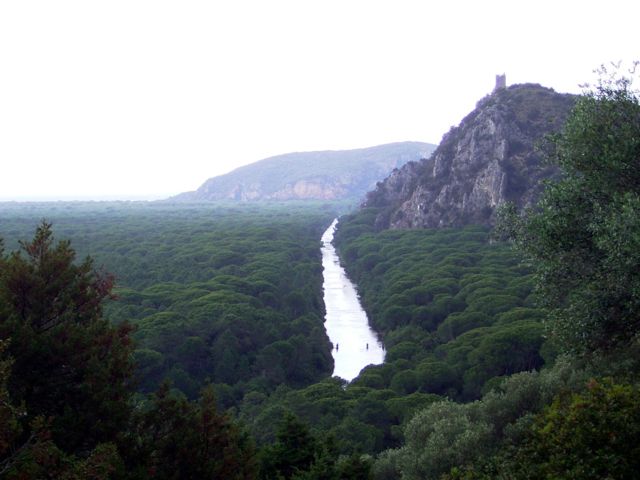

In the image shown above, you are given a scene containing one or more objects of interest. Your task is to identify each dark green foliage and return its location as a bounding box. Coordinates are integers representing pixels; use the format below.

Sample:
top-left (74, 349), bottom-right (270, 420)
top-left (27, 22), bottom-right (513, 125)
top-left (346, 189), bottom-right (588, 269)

top-left (335, 455), bottom-right (373, 480)
top-left (0, 341), bottom-right (21, 463)
top-left (373, 358), bottom-right (589, 480)
top-left (13, 87), bottom-right (640, 479)
top-left (126, 384), bottom-right (256, 480)
top-left (0, 222), bottom-right (260, 478)
top-left (333, 219), bottom-right (545, 400)
top-left (0, 225), bottom-right (129, 477)
top-left (1, 202), bottom-right (358, 474)
top-left (373, 67), bottom-right (640, 479)
top-left (415, 361), bottom-right (456, 395)
top-left (0, 222), bottom-right (135, 456)
top-left (0, 203), bottom-right (337, 402)
top-left (497, 67), bottom-right (640, 354)
top-left (461, 321), bottom-right (544, 397)
top-left (259, 412), bottom-right (317, 479)
top-left (240, 376), bottom-right (440, 458)
top-left (508, 379), bottom-right (640, 479)
top-left (258, 412), bottom-right (373, 480)
top-left (448, 379), bottom-right (640, 480)
top-left (236, 216), bottom-right (551, 461)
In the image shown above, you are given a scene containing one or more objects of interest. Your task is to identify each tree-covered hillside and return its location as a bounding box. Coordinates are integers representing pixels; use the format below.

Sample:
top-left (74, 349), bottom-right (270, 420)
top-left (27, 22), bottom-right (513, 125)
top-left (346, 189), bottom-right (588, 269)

top-left (172, 142), bottom-right (435, 203)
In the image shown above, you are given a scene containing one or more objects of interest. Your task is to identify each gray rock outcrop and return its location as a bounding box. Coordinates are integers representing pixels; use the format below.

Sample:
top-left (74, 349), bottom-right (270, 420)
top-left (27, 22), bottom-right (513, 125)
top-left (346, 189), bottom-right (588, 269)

top-left (365, 84), bottom-right (576, 229)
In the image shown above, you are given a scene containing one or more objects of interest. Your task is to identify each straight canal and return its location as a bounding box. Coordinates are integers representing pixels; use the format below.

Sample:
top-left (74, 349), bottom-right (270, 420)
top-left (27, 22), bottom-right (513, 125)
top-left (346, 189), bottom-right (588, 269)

top-left (321, 219), bottom-right (385, 381)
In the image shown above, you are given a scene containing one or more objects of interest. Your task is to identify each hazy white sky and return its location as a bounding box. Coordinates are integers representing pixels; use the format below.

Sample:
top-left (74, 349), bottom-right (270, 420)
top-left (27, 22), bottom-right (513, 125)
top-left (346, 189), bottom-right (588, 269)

top-left (0, 1), bottom-right (637, 200)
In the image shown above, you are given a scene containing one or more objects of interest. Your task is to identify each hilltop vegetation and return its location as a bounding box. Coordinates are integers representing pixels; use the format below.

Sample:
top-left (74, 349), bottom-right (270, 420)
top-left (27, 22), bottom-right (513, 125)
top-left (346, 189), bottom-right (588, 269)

top-left (172, 142), bottom-right (434, 203)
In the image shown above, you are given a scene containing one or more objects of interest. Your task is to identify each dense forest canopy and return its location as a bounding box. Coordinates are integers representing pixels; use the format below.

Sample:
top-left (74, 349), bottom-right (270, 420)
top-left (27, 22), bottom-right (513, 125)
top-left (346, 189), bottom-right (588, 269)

top-left (1, 67), bottom-right (639, 478)
top-left (0, 202), bottom-right (342, 403)
top-left (364, 65), bottom-right (640, 479)
top-left (0, 220), bottom-right (257, 478)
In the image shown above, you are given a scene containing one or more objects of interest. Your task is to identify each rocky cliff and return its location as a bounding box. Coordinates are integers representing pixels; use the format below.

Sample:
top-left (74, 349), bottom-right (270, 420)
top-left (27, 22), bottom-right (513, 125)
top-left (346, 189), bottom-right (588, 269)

top-left (365, 84), bottom-right (576, 229)
top-left (171, 142), bottom-right (435, 202)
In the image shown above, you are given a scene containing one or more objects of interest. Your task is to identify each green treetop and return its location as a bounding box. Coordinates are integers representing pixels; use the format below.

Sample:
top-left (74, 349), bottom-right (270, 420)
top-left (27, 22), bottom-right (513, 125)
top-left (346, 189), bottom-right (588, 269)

top-left (498, 63), bottom-right (640, 355)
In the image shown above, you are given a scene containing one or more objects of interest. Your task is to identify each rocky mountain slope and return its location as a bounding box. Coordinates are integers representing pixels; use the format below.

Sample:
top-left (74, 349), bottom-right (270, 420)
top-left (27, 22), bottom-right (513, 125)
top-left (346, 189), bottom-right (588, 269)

top-left (172, 142), bottom-right (435, 202)
top-left (364, 84), bottom-right (576, 229)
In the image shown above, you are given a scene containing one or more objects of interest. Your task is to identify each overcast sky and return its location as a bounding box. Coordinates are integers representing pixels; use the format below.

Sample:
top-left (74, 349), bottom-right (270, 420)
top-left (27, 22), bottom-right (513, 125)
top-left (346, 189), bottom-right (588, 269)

top-left (0, 1), bottom-right (637, 200)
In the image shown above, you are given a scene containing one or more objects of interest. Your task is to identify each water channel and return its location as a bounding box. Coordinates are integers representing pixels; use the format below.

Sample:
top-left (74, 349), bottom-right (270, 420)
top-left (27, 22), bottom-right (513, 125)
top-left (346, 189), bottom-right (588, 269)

top-left (321, 218), bottom-right (385, 381)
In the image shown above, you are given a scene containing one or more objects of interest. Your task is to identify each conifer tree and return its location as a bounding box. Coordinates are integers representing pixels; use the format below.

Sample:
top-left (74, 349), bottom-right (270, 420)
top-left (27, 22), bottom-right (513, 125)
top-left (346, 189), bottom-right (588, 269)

top-left (0, 222), bottom-right (134, 455)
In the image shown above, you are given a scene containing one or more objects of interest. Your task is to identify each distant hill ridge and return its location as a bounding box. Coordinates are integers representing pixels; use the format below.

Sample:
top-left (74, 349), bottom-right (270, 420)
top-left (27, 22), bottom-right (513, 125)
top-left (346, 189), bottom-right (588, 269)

top-left (171, 142), bottom-right (435, 202)
top-left (364, 84), bottom-right (577, 229)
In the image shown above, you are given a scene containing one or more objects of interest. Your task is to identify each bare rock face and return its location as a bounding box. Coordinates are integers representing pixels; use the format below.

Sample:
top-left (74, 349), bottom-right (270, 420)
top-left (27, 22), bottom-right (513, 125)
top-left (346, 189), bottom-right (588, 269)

top-left (365, 84), bottom-right (576, 229)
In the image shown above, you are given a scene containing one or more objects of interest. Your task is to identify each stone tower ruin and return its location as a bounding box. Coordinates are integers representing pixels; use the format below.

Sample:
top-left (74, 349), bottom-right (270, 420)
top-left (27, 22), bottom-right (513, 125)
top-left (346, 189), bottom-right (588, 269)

top-left (494, 73), bottom-right (506, 92)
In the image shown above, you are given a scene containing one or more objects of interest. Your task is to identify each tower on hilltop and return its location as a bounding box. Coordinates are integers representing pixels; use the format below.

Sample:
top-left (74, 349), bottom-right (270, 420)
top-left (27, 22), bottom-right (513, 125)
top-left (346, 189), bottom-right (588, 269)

top-left (494, 73), bottom-right (506, 92)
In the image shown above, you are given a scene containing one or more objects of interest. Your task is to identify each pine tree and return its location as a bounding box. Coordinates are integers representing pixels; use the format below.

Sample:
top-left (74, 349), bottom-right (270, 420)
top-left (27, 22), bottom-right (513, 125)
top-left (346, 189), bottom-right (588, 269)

top-left (0, 222), bottom-right (135, 454)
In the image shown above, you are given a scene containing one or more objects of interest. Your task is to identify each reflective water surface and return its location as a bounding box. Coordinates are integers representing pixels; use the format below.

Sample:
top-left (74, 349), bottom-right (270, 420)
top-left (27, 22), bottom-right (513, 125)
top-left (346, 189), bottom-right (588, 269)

top-left (321, 219), bottom-right (385, 381)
